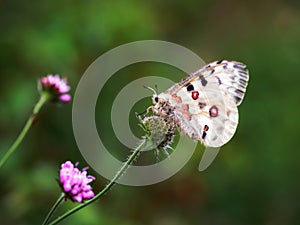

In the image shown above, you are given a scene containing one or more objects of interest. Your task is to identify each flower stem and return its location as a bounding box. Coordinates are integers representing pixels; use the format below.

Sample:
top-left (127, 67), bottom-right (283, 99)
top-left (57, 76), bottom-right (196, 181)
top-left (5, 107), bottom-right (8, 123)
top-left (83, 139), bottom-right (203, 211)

top-left (42, 193), bottom-right (65, 225)
top-left (0, 93), bottom-right (49, 168)
top-left (47, 139), bottom-right (147, 225)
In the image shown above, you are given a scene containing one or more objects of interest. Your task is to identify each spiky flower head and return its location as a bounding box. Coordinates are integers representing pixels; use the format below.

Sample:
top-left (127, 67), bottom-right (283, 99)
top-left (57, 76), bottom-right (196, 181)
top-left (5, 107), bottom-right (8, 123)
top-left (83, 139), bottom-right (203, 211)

top-left (39, 74), bottom-right (71, 103)
top-left (139, 115), bottom-right (175, 154)
top-left (59, 161), bottom-right (95, 203)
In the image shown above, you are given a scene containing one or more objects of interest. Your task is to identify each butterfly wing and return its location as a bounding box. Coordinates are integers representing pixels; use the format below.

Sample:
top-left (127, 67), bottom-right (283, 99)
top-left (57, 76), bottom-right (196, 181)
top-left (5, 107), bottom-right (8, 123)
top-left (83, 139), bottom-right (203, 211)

top-left (159, 60), bottom-right (249, 147)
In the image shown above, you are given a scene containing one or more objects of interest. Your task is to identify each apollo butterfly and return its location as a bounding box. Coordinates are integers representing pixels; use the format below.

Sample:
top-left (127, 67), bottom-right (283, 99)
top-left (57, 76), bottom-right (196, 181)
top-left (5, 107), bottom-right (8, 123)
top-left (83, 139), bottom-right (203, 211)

top-left (150, 60), bottom-right (249, 148)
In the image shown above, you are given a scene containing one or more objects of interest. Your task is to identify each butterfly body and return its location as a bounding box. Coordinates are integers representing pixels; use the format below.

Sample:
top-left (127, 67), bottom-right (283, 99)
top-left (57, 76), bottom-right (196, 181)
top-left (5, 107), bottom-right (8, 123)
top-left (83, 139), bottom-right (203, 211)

top-left (152, 60), bottom-right (249, 148)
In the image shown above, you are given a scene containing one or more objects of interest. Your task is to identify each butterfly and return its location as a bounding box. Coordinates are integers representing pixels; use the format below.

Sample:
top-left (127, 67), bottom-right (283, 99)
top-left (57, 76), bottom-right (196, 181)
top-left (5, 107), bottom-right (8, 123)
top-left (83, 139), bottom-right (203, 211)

top-left (149, 59), bottom-right (249, 148)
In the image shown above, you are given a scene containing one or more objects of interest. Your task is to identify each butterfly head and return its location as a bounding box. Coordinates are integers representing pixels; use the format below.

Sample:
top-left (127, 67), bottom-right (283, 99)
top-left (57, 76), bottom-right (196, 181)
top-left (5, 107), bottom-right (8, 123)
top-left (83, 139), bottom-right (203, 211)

top-left (153, 95), bottom-right (159, 104)
top-left (143, 85), bottom-right (160, 104)
top-left (152, 94), bottom-right (168, 106)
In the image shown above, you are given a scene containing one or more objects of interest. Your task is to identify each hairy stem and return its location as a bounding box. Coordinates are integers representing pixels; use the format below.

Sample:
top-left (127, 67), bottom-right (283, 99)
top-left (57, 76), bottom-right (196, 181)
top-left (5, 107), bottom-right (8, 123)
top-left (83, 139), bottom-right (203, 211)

top-left (0, 93), bottom-right (49, 168)
top-left (42, 193), bottom-right (65, 225)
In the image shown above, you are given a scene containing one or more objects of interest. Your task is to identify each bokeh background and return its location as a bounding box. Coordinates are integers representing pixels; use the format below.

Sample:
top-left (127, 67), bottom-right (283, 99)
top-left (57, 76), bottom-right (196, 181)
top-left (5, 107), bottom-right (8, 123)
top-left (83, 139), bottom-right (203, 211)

top-left (1, 0), bottom-right (300, 224)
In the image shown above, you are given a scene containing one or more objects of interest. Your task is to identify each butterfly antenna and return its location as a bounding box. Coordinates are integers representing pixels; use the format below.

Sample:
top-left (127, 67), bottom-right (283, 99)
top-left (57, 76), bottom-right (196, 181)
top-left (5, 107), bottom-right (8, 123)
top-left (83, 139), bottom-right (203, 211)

top-left (143, 85), bottom-right (157, 95)
top-left (154, 84), bottom-right (158, 93)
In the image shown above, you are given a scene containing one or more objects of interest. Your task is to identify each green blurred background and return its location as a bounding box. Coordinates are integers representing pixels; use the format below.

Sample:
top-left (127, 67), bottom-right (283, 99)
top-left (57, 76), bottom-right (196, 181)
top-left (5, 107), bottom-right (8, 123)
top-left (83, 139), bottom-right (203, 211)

top-left (1, 0), bottom-right (300, 224)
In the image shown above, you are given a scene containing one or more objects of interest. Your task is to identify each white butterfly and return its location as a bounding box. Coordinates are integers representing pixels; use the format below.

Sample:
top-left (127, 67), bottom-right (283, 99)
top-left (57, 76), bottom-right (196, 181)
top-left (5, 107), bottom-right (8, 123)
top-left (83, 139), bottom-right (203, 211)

top-left (151, 59), bottom-right (249, 148)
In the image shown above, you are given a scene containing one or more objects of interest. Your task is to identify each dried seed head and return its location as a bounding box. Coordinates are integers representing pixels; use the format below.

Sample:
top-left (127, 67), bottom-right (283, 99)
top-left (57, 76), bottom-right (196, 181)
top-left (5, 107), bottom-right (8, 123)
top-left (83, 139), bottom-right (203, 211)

top-left (139, 115), bottom-right (175, 153)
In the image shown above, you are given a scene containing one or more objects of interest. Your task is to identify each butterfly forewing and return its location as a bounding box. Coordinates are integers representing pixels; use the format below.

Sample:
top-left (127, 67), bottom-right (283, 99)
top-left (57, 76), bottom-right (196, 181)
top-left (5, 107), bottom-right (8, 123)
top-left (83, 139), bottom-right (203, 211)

top-left (194, 60), bottom-right (249, 106)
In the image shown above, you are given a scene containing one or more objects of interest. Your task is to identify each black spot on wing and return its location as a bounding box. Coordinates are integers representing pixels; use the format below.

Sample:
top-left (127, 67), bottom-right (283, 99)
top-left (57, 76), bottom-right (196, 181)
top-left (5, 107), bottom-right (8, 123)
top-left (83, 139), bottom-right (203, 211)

top-left (216, 76), bottom-right (222, 85)
top-left (202, 131), bottom-right (207, 139)
top-left (239, 78), bottom-right (247, 86)
top-left (238, 71), bottom-right (248, 80)
top-left (235, 89), bottom-right (244, 96)
top-left (199, 75), bottom-right (208, 86)
top-left (186, 83), bottom-right (194, 91)
top-left (216, 59), bottom-right (224, 64)
top-left (234, 96), bottom-right (242, 105)
top-left (201, 79), bottom-right (208, 86)
top-left (198, 101), bottom-right (206, 109)
top-left (233, 63), bottom-right (246, 70)
top-left (233, 89), bottom-right (244, 104)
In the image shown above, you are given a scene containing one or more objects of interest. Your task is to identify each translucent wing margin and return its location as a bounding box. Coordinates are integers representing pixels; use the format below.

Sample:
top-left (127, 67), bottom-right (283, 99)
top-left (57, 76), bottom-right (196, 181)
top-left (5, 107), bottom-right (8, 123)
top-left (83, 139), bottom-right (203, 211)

top-left (190, 60), bottom-right (249, 106)
top-left (166, 60), bottom-right (249, 106)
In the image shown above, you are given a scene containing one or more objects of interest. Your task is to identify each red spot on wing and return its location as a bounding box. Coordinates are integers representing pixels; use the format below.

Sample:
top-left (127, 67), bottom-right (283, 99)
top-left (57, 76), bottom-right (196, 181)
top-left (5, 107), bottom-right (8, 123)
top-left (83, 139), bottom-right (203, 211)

top-left (171, 93), bottom-right (177, 98)
top-left (209, 106), bottom-right (218, 117)
top-left (191, 91), bottom-right (199, 100)
top-left (204, 125), bottom-right (209, 131)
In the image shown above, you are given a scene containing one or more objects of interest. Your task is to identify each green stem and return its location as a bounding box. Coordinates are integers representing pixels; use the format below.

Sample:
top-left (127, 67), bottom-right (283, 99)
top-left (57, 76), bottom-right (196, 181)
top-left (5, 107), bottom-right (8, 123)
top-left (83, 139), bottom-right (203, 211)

top-left (42, 193), bottom-right (65, 225)
top-left (47, 139), bottom-right (147, 225)
top-left (0, 93), bottom-right (49, 168)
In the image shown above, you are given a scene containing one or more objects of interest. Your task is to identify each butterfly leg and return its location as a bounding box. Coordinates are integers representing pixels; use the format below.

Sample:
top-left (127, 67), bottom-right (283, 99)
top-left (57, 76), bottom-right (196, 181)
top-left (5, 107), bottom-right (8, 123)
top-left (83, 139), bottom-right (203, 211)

top-left (135, 106), bottom-right (154, 120)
